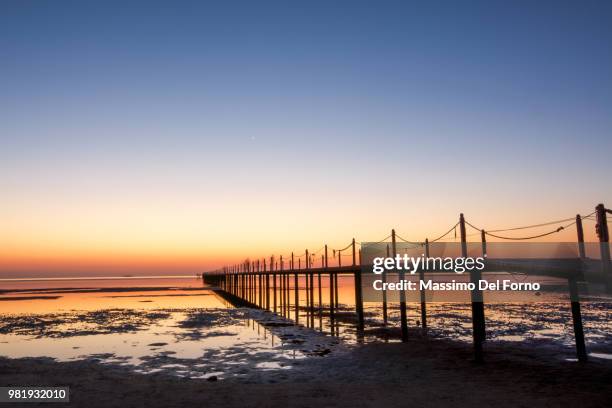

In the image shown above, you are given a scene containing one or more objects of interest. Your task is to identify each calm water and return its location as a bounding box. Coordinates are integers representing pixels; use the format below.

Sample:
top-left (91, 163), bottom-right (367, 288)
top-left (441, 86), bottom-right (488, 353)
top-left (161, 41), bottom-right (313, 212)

top-left (0, 276), bottom-right (337, 380)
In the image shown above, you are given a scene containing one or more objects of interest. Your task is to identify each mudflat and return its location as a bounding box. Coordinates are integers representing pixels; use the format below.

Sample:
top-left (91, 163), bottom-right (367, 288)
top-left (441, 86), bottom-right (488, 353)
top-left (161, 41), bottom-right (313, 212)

top-left (2, 338), bottom-right (611, 408)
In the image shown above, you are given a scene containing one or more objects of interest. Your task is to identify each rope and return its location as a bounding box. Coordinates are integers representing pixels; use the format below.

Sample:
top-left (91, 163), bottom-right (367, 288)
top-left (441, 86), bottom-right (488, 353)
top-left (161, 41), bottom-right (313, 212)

top-left (332, 241), bottom-right (354, 252)
top-left (428, 223), bottom-right (460, 243)
top-left (484, 221), bottom-right (576, 241)
top-left (464, 220), bottom-right (482, 232)
top-left (219, 210), bottom-right (599, 272)
top-left (487, 217), bottom-right (574, 233)
top-left (467, 211), bottom-right (596, 234)
top-left (395, 233), bottom-right (423, 245)
top-left (373, 234), bottom-right (391, 244)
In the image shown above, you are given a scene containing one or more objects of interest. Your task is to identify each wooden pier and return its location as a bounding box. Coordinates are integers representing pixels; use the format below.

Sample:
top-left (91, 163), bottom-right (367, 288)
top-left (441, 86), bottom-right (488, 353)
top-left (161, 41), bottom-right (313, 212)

top-left (203, 203), bottom-right (612, 363)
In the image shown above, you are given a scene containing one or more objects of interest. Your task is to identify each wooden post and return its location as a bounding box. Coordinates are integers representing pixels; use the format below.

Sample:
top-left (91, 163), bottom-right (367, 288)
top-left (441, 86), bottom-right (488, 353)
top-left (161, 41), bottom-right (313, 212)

top-left (462, 213), bottom-right (485, 363)
top-left (272, 256), bottom-right (277, 313)
top-left (251, 261), bottom-right (255, 305)
top-left (569, 215), bottom-right (588, 362)
top-left (481, 230), bottom-right (487, 258)
top-left (304, 250), bottom-right (309, 326)
top-left (309, 252), bottom-right (315, 327)
top-left (567, 274), bottom-right (587, 363)
top-left (420, 239), bottom-right (428, 333)
top-left (327, 245), bottom-right (334, 324)
top-left (259, 260), bottom-right (263, 308)
top-left (576, 215), bottom-right (586, 259)
top-left (325, 245), bottom-right (329, 270)
top-left (336, 248), bottom-right (340, 308)
top-left (264, 258), bottom-right (269, 310)
top-left (242, 264), bottom-right (246, 301)
top-left (595, 204), bottom-right (611, 292)
top-left (293, 253), bottom-right (299, 323)
top-left (246, 263), bottom-right (250, 303)
top-left (280, 263), bottom-right (284, 316)
top-left (394, 229), bottom-right (408, 341)
top-left (319, 254), bottom-right (323, 318)
top-left (284, 257), bottom-right (289, 317)
top-left (285, 256), bottom-right (290, 318)
top-left (286, 258), bottom-right (291, 318)
top-left (382, 244), bottom-right (389, 325)
top-left (353, 237), bottom-right (364, 331)
top-left (257, 260), bottom-right (261, 307)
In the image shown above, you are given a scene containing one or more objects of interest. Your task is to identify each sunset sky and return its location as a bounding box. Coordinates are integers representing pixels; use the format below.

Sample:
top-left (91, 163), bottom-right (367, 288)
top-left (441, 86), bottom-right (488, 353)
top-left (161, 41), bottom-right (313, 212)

top-left (1, 1), bottom-right (611, 277)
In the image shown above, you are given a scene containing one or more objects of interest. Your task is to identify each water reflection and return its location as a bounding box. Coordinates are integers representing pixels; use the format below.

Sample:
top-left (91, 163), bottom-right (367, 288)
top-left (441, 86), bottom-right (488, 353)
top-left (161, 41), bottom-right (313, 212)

top-left (0, 278), bottom-right (342, 380)
top-left (218, 274), bottom-right (612, 357)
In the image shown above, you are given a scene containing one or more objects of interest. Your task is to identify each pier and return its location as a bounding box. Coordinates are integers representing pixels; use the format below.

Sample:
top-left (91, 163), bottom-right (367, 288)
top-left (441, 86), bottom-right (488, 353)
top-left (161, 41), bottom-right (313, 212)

top-left (204, 203), bottom-right (612, 363)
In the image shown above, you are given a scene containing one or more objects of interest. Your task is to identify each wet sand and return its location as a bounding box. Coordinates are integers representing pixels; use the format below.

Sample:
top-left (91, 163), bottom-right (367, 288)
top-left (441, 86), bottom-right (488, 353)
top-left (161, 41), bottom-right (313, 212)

top-left (2, 338), bottom-right (611, 408)
top-left (2, 280), bottom-right (611, 407)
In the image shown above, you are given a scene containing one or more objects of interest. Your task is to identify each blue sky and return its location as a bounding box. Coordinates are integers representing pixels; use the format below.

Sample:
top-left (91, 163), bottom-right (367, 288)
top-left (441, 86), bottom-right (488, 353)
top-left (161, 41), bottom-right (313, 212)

top-left (1, 1), bottom-right (611, 274)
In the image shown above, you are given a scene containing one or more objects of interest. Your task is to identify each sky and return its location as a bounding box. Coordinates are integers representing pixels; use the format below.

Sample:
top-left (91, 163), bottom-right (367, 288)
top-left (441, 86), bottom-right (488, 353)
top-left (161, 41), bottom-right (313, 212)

top-left (1, 1), bottom-right (611, 277)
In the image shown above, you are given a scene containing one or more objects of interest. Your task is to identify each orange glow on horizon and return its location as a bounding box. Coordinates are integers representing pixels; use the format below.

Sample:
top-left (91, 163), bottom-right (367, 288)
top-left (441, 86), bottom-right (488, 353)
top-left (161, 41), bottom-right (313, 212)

top-left (0, 218), bottom-right (604, 278)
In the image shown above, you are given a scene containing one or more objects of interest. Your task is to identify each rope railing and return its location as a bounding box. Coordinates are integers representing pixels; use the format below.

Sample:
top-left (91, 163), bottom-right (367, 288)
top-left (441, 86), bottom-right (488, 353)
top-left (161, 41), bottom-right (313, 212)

top-left (395, 233), bottom-right (423, 245)
top-left (486, 217), bottom-right (575, 233)
top-left (215, 207), bottom-right (609, 273)
top-left (483, 221), bottom-right (576, 241)
top-left (464, 211), bottom-right (597, 241)
top-left (465, 211), bottom-right (596, 234)
top-left (428, 222), bottom-right (459, 243)
top-left (331, 241), bottom-right (354, 252)
top-left (372, 234), bottom-right (392, 244)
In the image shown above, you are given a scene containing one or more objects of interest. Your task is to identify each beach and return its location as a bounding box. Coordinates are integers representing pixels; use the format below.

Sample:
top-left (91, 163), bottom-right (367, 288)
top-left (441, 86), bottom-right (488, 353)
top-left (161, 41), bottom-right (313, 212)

top-left (2, 339), bottom-right (612, 408)
top-left (1, 277), bottom-right (611, 407)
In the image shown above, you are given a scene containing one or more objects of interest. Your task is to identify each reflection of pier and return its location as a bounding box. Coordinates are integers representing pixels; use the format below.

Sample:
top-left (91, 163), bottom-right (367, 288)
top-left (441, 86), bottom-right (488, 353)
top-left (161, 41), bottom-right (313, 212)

top-left (204, 203), bottom-right (611, 364)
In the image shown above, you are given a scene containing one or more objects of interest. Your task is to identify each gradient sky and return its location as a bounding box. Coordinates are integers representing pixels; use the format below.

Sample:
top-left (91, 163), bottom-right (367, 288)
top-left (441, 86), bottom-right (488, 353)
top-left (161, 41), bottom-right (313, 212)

top-left (1, 1), bottom-right (611, 277)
